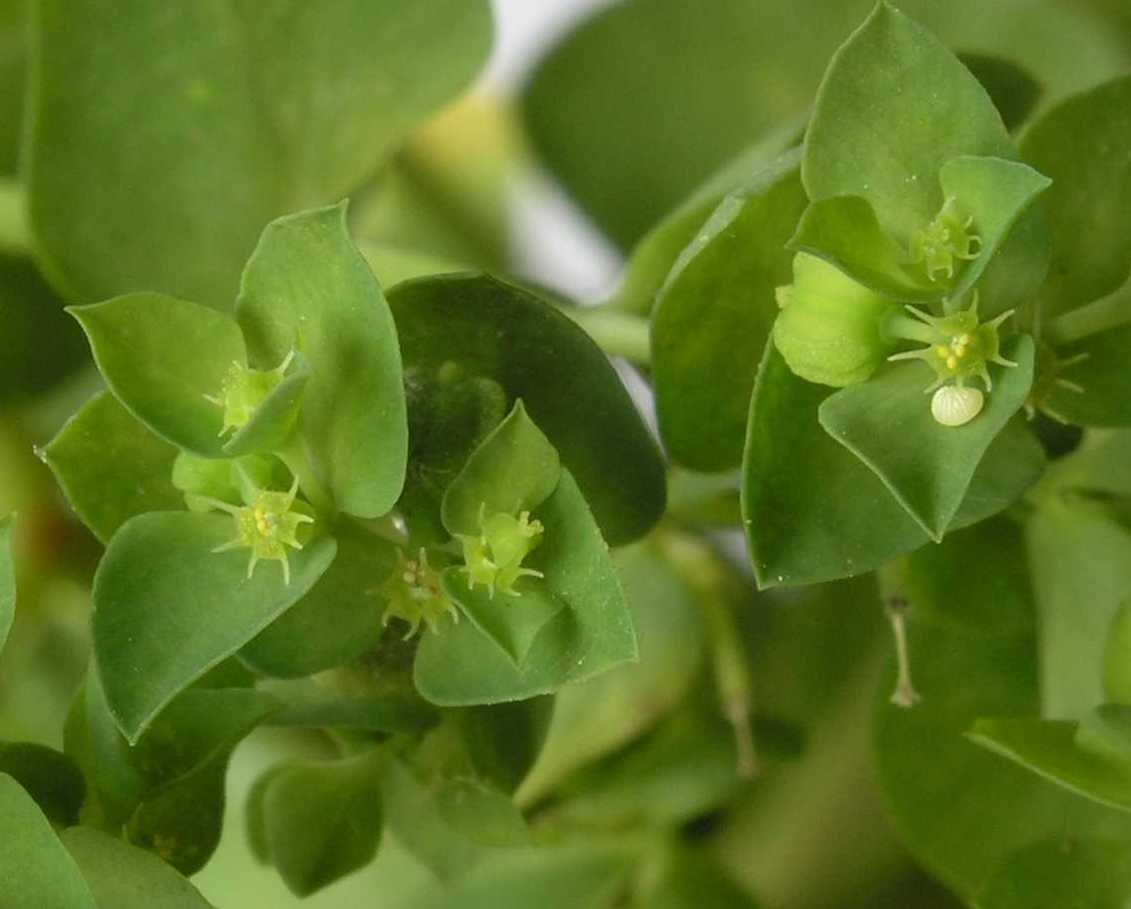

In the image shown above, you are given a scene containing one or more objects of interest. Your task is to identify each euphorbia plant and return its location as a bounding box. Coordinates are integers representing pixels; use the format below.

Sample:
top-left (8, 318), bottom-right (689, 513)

top-left (4, 1), bottom-right (1131, 906)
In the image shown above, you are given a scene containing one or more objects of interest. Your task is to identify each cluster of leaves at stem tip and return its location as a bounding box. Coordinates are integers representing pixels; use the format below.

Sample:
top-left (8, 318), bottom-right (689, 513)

top-left (5, 0), bottom-right (1131, 905)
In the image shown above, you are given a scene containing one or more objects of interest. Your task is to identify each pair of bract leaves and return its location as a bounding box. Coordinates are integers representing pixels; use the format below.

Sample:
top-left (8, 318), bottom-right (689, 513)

top-left (649, 4), bottom-right (1043, 587)
top-left (48, 204), bottom-right (660, 744)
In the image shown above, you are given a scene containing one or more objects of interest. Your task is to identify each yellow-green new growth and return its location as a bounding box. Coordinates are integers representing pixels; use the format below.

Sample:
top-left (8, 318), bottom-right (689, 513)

top-left (205, 350), bottom-right (294, 436)
top-left (908, 196), bottom-right (981, 282)
top-left (204, 476), bottom-right (313, 585)
top-left (458, 504), bottom-right (544, 598)
top-left (379, 547), bottom-right (458, 639)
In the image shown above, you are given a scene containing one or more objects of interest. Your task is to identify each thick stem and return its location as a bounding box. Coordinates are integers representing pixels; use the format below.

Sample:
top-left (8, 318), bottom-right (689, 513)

top-left (881, 310), bottom-right (939, 347)
top-left (657, 531), bottom-right (758, 779)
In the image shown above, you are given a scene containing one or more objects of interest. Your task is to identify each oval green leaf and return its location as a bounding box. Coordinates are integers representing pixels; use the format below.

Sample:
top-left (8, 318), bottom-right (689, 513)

top-left (62, 827), bottom-right (216, 909)
top-left (390, 274), bottom-right (665, 545)
top-left (258, 752), bottom-right (384, 897)
top-left (804, 3), bottom-right (1013, 242)
top-left (237, 203), bottom-right (408, 518)
top-left (69, 293), bottom-right (245, 457)
top-left (42, 391), bottom-right (182, 543)
top-left (27, 0), bottom-right (492, 307)
top-left (0, 774), bottom-right (97, 908)
top-left (652, 151), bottom-right (807, 471)
top-left (93, 511), bottom-right (336, 742)
top-left (1020, 74), bottom-right (1131, 316)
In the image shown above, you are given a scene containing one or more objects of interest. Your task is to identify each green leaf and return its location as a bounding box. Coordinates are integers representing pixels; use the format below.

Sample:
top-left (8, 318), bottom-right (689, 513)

top-left (239, 532), bottom-right (395, 678)
top-left (0, 742), bottom-right (85, 827)
top-left (257, 751), bottom-right (384, 896)
top-left (442, 570), bottom-right (564, 667)
top-left (791, 157), bottom-right (1050, 306)
top-left (1026, 499), bottom-right (1131, 719)
top-left (968, 710), bottom-right (1131, 813)
top-left (818, 335), bottom-right (1034, 540)
top-left (62, 827), bottom-right (216, 908)
top-left (432, 778), bottom-right (530, 848)
top-left (126, 758), bottom-right (226, 876)
top-left (609, 127), bottom-right (804, 315)
top-left (414, 471), bottom-right (636, 705)
top-left (72, 672), bottom-right (278, 836)
top-left (742, 343), bottom-right (1044, 587)
top-left (0, 513), bottom-right (14, 654)
top-left (408, 843), bottom-right (634, 909)
top-left (237, 203), bottom-right (407, 518)
top-left (651, 152), bottom-right (807, 471)
top-left (221, 356), bottom-right (309, 457)
top-left (0, 774), bottom-right (97, 908)
top-left (938, 156), bottom-right (1051, 309)
top-left (959, 53), bottom-right (1041, 133)
top-left (69, 293), bottom-right (245, 457)
top-left (976, 837), bottom-right (1131, 909)
top-left (1043, 323), bottom-right (1131, 426)
top-left (452, 699), bottom-right (554, 795)
top-left (518, 541), bottom-right (704, 805)
top-left (804, 3), bottom-right (1013, 242)
top-left (1020, 75), bottom-right (1131, 315)
top-left (42, 391), bottom-right (182, 543)
top-left (379, 756), bottom-right (513, 883)
top-left (441, 399), bottom-right (561, 535)
top-left (874, 520), bottom-right (1131, 900)
top-left (389, 274), bottom-right (665, 545)
top-left (27, 0), bottom-right (492, 307)
top-left (788, 195), bottom-right (931, 299)
top-left (92, 511), bottom-right (336, 742)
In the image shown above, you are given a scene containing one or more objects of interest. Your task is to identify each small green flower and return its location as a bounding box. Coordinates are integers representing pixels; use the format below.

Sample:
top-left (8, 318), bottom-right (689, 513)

top-left (202, 476), bottom-right (313, 584)
top-left (773, 252), bottom-right (901, 387)
top-left (886, 294), bottom-right (1016, 393)
top-left (379, 547), bottom-right (459, 639)
top-left (204, 350), bottom-right (294, 436)
top-left (908, 196), bottom-right (982, 283)
top-left (457, 504), bottom-right (544, 598)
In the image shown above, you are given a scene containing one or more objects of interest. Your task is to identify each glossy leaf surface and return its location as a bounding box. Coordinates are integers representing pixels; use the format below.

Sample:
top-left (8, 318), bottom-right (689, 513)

top-left (390, 274), bottom-right (664, 545)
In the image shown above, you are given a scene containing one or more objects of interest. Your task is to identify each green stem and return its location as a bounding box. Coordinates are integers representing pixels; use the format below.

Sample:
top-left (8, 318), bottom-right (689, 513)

top-left (0, 179), bottom-right (31, 256)
top-left (1045, 281), bottom-right (1131, 346)
top-left (881, 310), bottom-right (938, 347)
top-left (657, 531), bottom-right (758, 778)
top-left (556, 305), bottom-right (652, 365)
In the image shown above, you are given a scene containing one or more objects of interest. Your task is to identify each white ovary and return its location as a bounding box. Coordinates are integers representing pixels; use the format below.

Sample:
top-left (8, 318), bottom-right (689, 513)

top-left (931, 385), bottom-right (984, 427)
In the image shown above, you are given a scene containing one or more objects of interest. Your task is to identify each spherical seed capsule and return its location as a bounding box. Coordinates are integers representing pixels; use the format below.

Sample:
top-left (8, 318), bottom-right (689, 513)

top-left (931, 385), bottom-right (984, 427)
